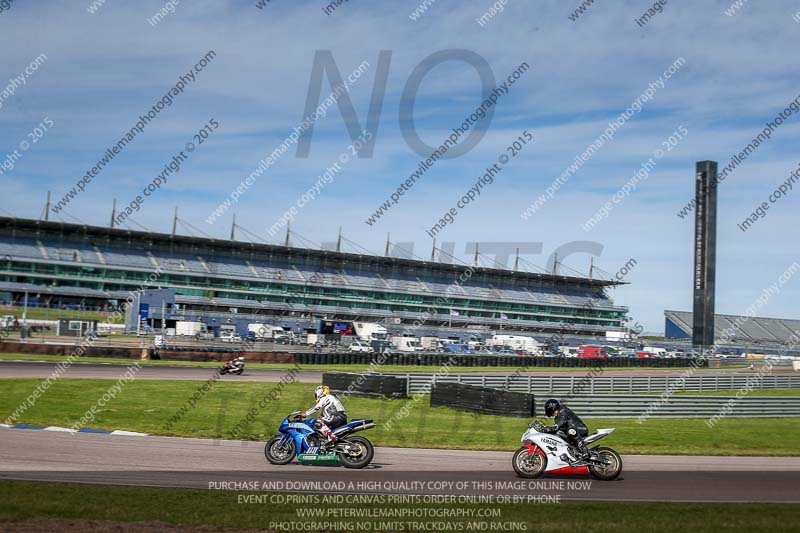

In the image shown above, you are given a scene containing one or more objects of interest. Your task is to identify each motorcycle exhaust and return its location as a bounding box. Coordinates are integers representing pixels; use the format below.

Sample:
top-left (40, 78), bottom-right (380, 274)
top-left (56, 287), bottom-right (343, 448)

top-left (333, 422), bottom-right (376, 438)
top-left (344, 422), bottom-right (376, 435)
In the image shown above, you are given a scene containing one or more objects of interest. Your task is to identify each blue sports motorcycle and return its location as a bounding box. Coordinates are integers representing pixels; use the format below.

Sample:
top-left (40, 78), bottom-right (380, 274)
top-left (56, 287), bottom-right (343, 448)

top-left (264, 411), bottom-right (376, 468)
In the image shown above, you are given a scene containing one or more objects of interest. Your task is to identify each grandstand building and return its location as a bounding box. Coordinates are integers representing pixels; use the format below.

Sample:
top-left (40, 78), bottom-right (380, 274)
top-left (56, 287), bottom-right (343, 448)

top-left (0, 217), bottom-right (628, 338)
top-left (665, 310), bottom-right (800, 347)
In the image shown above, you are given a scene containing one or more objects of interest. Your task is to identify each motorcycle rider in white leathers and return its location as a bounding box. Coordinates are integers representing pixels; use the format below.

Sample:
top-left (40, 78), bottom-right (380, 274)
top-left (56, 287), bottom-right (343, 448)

top-left (299, 386), bottom-right (347, 445)
top-left (227, 356), bottom-right (245, 370)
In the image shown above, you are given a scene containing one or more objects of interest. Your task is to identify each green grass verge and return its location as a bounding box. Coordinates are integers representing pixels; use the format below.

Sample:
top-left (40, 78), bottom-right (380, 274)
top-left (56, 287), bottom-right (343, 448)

top-left (0, 351), bottom-right (753, 374)
top-left (0, 481), bottom-right (797, 532)
top-left (2, 378), bottom-right (798, 455)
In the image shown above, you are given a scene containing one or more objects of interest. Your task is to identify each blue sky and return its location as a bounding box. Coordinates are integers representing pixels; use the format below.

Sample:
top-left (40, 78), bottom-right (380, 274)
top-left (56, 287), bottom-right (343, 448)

top-left (1, 0), bottom-right (799, 332)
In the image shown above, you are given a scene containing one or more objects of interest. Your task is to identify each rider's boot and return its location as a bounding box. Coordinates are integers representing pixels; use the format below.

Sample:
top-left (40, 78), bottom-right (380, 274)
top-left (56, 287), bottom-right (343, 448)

top-left (321, 428), bottom-right (335, 448)
top-left (574, 439), bottom-right (589, 459)
top-left (560, 451), bottom-right (580, 467)
top-left (561, 441), bottom-right (588, 467)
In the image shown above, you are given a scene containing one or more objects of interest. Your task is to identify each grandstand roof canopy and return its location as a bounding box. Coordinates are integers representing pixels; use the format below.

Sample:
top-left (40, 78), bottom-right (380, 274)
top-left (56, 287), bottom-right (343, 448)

top-left (1, 216), bottom-right (625, 289)
top-left (665, 309), bottom-right (800, 345)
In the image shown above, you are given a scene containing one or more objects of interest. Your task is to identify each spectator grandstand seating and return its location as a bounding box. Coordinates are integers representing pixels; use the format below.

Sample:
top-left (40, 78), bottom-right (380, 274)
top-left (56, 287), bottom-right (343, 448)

top-left (1, 237), bottom-right (617, 311)
top-left (0, 217), bottom-right (627, 336)
top-left (665, 310), bottom-right (800, 345)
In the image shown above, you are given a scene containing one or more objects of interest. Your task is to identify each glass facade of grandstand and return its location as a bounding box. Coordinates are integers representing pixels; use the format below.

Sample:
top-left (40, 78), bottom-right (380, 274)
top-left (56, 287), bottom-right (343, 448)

top-left (0, 219), bottom-right (628, 335)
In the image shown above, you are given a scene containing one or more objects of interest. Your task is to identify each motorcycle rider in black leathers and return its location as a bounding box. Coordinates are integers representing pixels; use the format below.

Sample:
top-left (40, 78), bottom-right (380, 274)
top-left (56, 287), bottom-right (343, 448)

top-left (541, 398), bottom-right (589, 464)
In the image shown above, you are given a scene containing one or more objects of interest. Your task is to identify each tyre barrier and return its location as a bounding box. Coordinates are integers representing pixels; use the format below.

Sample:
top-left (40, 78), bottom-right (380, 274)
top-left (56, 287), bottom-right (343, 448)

top-left (323, 372), bottom-right (408, 399)
top-left (295, 352), bottom-right (708, 368)
top-left (430, 382), bottom-right (535, 418)
top-left (161, 345), bottom-right (241, 353)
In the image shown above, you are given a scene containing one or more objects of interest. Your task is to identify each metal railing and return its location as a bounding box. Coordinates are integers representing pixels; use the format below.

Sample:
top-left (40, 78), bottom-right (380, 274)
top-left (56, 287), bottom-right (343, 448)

top-left (399, 373), bottom-right (800, 395)
top-left (386, 373), bottom-right (800, 417)
top-left (548, 394), bottom-right (800, 418)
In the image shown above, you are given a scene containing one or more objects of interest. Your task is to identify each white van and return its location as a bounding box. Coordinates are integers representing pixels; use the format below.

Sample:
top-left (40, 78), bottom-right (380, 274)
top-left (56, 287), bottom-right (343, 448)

top-left (390, 336), bottom-right (424, 352)
top-left (643, 346), bottom-right (668, 357)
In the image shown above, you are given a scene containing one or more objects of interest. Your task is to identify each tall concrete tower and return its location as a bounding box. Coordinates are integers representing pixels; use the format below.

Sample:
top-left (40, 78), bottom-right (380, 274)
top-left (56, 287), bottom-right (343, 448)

top-left (692, 161), bottom-right (718, 350)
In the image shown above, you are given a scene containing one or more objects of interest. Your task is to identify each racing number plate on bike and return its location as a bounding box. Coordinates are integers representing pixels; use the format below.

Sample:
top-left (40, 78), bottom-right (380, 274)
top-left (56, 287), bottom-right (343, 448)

top-left (298, 453), bottom-right (338, 462)
top-left (298, 446), bottom-right (339, 462)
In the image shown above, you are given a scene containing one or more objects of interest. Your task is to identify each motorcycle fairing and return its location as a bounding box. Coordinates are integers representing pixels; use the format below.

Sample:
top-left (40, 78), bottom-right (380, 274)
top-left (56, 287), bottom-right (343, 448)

top-left (583, 428), bottom-right (615, 444)
top-left (521, 428), bottom-right (592, 475)
top-left (276, 415), bottom-right (318, 455)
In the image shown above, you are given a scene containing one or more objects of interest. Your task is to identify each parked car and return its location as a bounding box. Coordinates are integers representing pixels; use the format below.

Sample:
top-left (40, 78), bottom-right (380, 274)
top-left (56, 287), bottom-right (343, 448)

top-left (349, 341), bottom-right (374, 353)
top-left (444, 343), bottom-right (473, 354)
top-left (493, 346), bottom-right (517, 355)
top-left (273, 333), bottom-right (292, 344)
top-left (603, 346), bottom-right (621, 358)
top-left (561, 347), bottom-right (579, 358)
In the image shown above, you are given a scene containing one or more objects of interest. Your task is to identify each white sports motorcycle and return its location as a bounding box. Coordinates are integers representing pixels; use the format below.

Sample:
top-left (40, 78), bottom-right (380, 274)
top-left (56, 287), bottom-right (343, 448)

top-left (512, 420), bottom-right (622, 480)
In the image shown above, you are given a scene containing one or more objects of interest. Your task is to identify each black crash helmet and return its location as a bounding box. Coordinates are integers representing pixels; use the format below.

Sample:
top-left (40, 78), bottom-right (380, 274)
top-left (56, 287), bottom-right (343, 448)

top-left (544, 398), bottom-right (561, 417)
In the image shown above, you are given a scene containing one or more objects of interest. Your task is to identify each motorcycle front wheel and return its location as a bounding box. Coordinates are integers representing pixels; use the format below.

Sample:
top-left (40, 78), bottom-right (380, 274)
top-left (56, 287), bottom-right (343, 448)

top-left (265, 437), bottom-right (296, 465)
top-left (587, 446), bottom-right (622, 480)
top-left (338, 436), bottom-right (374, 469)
top-left (512, 446), bottom-right (547, 478)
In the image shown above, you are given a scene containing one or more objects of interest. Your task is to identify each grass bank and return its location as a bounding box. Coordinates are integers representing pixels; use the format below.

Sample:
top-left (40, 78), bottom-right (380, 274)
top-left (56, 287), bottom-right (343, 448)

top-left (1, 378), bottom-right (798, 455)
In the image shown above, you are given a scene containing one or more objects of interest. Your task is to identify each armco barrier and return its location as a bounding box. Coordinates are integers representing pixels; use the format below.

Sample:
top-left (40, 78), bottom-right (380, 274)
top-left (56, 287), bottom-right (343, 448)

top-left (558, 394), bottom-right (800, 418)
top-left (430, 382), bottom-right (535, 418)
top-left (401, 373), bottom-right (800, 395)
top-left (323, 372), bottom-right (407, 399)
top-left (293, 352), bottom-right (710, 368)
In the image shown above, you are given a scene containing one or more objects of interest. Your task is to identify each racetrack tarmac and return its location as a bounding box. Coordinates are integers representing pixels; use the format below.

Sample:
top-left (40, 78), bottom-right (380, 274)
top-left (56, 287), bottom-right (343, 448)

top-left (0, 361), bottom-right (774, 383)
top-left (1, 429), bottom-right (798, 503)
top-left (0, 361), bottom-right (322, 382)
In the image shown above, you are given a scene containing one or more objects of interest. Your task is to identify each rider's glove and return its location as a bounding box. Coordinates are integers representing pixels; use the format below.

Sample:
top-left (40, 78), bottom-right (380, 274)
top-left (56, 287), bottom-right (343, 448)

top-left (542, 425), bottom-right (558, 434)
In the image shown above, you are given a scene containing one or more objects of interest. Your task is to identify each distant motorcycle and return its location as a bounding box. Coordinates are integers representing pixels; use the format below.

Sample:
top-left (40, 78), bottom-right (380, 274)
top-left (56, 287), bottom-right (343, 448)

top-left (265, 411), bottom-right (376, 468)
top-left (220, 360), bottom-right (245, 375)
top-left (512, 420), bottom-right (622, 480)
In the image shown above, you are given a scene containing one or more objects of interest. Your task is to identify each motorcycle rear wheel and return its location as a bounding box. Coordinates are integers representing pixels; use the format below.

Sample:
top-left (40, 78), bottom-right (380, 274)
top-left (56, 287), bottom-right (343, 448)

top-left (338, 436), bottom-right (374, 469)
top-left (265, 437), bottom-right (296, 465)
top-left (512, 446), bottom-right (547, 478)
top-left (587, 446), bottom-right (622, 480)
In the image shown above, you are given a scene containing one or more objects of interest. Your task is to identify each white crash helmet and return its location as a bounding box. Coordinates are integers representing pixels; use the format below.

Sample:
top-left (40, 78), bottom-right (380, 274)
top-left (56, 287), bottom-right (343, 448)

top-left (314, 385), bottom-right (330, 401)
top-left (238, 356), bottom-right (245, 361)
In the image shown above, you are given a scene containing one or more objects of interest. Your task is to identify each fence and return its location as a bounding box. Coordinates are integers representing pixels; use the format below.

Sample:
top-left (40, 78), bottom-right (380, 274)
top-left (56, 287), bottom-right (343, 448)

top-left (715, 357), bottom-right (795, 367)
top-left (399, 373), bottom-right (800, 395)
top-left (555, 394), bottom-right (800, 418)
top-left (294, 352), bottom-right (708, 368)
